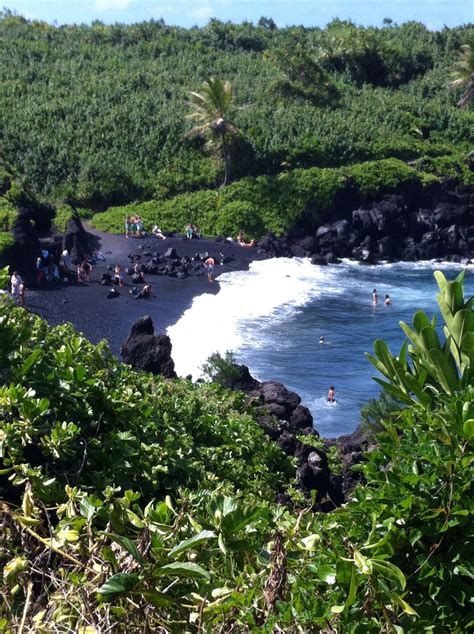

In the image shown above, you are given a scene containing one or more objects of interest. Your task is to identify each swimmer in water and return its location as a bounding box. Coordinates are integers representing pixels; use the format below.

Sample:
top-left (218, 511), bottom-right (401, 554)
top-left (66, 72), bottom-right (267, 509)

top-left (327, 385), bottom-right (336, 403)
top-left (372, 288), bottom-right (378, 305)
top-left (384, 294), bottom-right (392, 305)
top-left (320, 336), bottom-right (325, 344)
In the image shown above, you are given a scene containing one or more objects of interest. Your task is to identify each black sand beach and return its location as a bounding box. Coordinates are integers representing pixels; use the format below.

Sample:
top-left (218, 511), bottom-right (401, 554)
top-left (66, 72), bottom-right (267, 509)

top-left (27, 227), bottom-right (266, 358)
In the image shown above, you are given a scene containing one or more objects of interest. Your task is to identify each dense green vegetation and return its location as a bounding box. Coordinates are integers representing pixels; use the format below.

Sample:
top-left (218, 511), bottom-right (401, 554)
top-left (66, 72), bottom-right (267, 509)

top-left (0, 13), bottom-right (473, 217)
top-left (1, 270), bottom-right (472, 631)
top-left (90, 154), bottom-right (473, 237)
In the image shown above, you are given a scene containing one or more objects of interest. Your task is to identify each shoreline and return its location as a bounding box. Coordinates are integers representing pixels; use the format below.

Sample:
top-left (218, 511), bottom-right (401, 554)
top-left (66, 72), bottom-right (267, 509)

top-left (27, 227), bottom-right (267, 357)
top-left (27, 225), bottom-right (473, 360)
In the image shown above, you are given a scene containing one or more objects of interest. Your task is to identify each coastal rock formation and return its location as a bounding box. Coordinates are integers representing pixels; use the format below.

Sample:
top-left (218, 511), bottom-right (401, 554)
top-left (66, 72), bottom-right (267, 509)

top-left (324, 426), bottom-right (369, 499)
top-left (224, 363), bottom-right (355, 509)
top-left (1, 201), bottom-right (55, 282)
top-left (129, 247), bottom-right (226, 280)
top-left (63, 210), bottom-right (96, 264)
top-left (121, 315), bottom-right (177, 378)
top-left (253, 181), bottom-right (473, 265)
top-left (306, 184), bottom-right (473, 265)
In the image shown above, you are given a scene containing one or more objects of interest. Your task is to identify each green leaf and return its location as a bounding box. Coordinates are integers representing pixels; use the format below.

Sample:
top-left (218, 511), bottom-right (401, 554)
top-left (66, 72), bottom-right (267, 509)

top-left (393, 593), bottom-right (419, 616)
top-left (353, 550), bottom-right (372, 575)
top-left (372, 559), bottom-right (406, 590)
top-left (101, 533), bottom-right (143, 564)
top-left (413, 310), bottom-right (431, 334)
top-left (426, 348), bottom-right (459, 394)
top-left (462, 419), bottom-right (474, 439)
top-left (315, 564), bottom-right (336, 584)
top-left (155, 562), bottom-right (210, 580)
top-left (80, 496), bottom-right (100, 522)
top-left (300, 534), bottom-right (321, 550)
top-left (218, 532), bottom-right (227, 555)
top-left (168, 530), bottom-right (216, 557)
top-left (141, 590), bottom-right (174, 608)
top-left (220, 507), bottom-right (261, 534)
top-left (97, 573), bottom-right (139, 602)
top-left (20, 349), bottom-right (43, 376)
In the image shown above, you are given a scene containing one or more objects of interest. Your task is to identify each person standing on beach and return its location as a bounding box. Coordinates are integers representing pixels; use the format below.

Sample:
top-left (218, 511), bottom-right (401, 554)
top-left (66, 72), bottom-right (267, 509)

top-left (61, 249), bottom-right (72, 271)
top-left (82, 258), bottom-right (92, 282)
top-left (10, 271), bottom-right (23, 305)
top-left (204, 256), bottom-right (215, 283)
top-left (114, 263), bottom-right (125, 286)
top-left (125, 216), bottom-right (131, 239)
top-left (372, 288), bottom-right (378, 305)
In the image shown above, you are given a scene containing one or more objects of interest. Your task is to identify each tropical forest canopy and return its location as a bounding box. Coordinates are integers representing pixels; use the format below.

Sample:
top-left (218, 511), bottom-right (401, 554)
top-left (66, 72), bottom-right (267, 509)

top-left (0, 12), bottom-right (473, 213)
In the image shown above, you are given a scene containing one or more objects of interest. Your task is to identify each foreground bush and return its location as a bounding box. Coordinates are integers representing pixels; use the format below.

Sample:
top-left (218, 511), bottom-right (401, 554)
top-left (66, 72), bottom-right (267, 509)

top-left (0, 271), bottom-right (473, 631)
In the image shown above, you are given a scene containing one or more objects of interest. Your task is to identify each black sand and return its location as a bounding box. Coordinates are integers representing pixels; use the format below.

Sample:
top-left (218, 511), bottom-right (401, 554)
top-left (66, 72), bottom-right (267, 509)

top-left (27, 227), bottom-right (265, 357)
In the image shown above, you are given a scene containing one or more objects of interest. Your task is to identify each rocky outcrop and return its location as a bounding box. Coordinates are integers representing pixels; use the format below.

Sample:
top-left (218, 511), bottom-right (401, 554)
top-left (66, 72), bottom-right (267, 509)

top-left (324, 426), bottom-right (369, 500)
top-left (224, 364), bottom-right (359, 510)
top-left (4, 208), bottom-right (42, 282)
top-left (256, 181), bottom-right (473, 265)
top-left (0, 200), bottom-right (56, 282)
top-left (63, 209), bottom-right (98, 264)
top-left (129, 249), bottom-right (226, 280)
top-left (121, 316), bottom-right (177, 378)
top-left (310, 186), bottom-right (473, 264)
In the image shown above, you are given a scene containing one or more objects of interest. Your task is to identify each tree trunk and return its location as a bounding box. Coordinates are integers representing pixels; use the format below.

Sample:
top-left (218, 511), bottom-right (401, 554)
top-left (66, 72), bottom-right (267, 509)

top-left (222, 134), bottom-right (230, 186)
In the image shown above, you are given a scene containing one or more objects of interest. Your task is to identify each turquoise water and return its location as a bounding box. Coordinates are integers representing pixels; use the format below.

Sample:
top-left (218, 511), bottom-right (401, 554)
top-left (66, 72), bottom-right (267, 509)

top-left (169, 260), bottom-right (473, 438)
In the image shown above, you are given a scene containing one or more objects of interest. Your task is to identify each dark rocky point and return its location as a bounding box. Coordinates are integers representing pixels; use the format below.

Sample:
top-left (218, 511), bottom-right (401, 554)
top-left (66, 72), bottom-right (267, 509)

top-left (121, 315), bottom-right (177, 378)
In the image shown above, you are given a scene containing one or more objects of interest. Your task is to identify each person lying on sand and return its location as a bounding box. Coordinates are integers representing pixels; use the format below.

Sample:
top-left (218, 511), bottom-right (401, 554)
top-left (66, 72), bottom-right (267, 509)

top-left (135, 284), bottom-right (152, 299)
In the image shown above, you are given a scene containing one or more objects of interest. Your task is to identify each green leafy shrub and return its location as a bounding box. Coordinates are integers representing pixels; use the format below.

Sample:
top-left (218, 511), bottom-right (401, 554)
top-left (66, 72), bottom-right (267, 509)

top-left (53, 204), bottom-right (95, 232)
top-left (201, 351), bottom-right (242, 387)
top-left (347, 158), bottom-right (419, 198)
top-left (91, 156), bottom-right (462, 238)
top-left (0, 231), bottom-right (14, 255)
top-left (0, 272), bottom-right (473, 631)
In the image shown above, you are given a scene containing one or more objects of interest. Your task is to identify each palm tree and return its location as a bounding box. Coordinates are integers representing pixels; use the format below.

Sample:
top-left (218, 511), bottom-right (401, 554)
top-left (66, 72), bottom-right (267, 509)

top-left (449, 39), bottom-right (474, 108)
top-left (186, 77), bottom-right (238, 186)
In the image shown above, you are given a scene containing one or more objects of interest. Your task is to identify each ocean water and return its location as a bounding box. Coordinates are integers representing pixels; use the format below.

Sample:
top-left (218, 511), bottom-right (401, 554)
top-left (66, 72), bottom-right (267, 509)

top-left (167, 259), bottom-right (474, 438)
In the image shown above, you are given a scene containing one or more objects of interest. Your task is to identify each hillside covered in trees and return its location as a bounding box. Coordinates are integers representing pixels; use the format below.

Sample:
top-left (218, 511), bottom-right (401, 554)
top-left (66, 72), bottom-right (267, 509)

top-left (0, 12), bottom-right (473, 218)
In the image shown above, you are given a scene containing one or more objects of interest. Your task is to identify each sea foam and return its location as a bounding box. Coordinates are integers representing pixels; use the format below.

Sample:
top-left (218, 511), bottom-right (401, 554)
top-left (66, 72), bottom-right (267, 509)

top-left (167, 257), bottom-right (341, 378)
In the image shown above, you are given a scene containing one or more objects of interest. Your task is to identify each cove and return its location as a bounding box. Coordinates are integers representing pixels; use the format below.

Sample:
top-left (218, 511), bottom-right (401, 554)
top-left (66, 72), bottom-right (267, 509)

top-left (168, 259), bottom-right (474, 437)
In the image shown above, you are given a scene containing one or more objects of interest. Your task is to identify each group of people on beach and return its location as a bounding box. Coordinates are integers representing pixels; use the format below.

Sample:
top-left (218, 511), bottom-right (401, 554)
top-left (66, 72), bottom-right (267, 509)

top-left (185, 223), bottom-right (201, 239)
top-left (36, 249), bottom-right (61, 285)
top-left (125, 215), bottom-right (144, 238)
top-left (236, 232), bottom-right (256, 247)
top-left (76, 250), bottom-right (105, 284)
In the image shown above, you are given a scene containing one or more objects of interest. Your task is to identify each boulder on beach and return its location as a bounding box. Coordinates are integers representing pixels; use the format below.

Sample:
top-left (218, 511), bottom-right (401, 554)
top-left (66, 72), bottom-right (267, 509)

top-left (63, 209), bottom-right (95, 264)
top-left (121, 315), bottom-right (177, 378)
top-left (4, 208), bottom-right (42, 282)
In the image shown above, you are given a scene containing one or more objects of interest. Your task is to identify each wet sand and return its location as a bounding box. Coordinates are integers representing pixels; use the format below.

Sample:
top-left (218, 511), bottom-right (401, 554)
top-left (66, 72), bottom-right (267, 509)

top-left (27, 227), bottom-right (265, 357)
